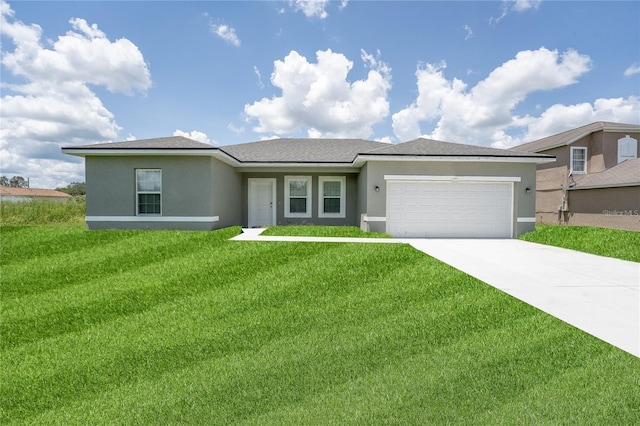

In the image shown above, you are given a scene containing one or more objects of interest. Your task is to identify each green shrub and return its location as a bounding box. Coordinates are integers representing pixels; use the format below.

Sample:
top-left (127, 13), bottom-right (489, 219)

top-left (0, 198), bottom-right (85, 226)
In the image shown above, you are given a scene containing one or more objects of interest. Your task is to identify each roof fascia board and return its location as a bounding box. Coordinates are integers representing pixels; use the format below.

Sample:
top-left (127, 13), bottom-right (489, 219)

top-left (567, 182), bottom-right (640, 190)
top-left (354, 155), bottom-right (555, 166)
top-left (61, 148), bottom-right (218, 157)
top-left (236, 164), bottom-right (358, 173)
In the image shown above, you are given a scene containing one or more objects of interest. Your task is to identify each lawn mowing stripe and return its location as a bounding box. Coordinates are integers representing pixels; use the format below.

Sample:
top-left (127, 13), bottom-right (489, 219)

top-left (238, 314), bottom-right (632, 425)
top-left (0, 227), bottom-right (241, 298)
top-left (1, 239), bottom-right (351, 350)
top-left (2, 246), bottom-right (539, 423)
top-left (0, 225), bottom-right (135, 266)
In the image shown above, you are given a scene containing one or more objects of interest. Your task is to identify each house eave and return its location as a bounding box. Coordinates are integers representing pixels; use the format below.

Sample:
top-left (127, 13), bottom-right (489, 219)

top-left (61, 148), bottom-right (219, 157)
top-left (353, 154), bottom-right (555, 167)
top-left (567, 182), bottom-right (640, 191)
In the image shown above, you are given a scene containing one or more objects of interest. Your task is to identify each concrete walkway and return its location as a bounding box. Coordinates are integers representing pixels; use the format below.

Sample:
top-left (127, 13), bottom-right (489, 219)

top-left (403, 239), bottom-right (640, 358)
top-left (231, 229), bottom-right (640, 357)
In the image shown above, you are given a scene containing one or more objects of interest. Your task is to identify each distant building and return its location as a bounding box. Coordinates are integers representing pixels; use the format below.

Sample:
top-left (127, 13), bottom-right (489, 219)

top-left (0, 186), bottom-right (73, 203)
top-left (512, 121), bottom-right (640, 231)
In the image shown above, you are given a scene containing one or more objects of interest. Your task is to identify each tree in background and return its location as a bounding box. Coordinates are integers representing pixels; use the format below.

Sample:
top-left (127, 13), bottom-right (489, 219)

top-left (56, 182), bottom-right (86, 196)
top-left (0, 175), bottom-right (29, 188)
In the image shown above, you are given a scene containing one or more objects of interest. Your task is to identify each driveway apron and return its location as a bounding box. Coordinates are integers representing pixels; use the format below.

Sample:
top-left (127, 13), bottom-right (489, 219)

top-left (403, 239), bottom-right (640, 358)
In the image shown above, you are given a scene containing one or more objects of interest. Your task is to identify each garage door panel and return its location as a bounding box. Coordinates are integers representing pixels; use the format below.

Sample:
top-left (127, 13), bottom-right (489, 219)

top-left (386, 180), bottom-right (513, 238)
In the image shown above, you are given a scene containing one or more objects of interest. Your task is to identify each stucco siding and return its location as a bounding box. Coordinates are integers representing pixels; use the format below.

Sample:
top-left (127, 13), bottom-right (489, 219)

top-left (564, 186), bottom-right (640, 231)
top-left (241, 172), bottom-right (359, 227)
top-left (211, 158), bottom-right (242, 228)
top-left (363, 161), bottom-right (538, 237)
top-left (85, 156), bottom-right (224, 230)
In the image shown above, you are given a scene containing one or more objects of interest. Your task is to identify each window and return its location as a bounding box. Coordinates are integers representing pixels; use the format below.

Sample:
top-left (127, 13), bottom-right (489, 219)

top-left (570, 147), bottom-right (587, 174)
top-left (136, 169), bottom-right (161, 215)
top-left (285, 176), bottom-right (311, 218)
top-left (618, 135), bottom-right (638, 164)
top-left (318, 176), bottom-right (346, 218)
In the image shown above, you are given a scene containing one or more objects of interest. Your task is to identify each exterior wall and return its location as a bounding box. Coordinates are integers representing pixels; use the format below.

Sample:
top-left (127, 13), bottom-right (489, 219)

top-left (564, 186), bottom-right (640, 231)
top-left (85, 156), bottom-right (239, 230)
top-left (211, 158), bottom-right (243, 228)
top-left (533, 130), bottom-right (640, 228)
top-left (240, 171), bottom-right (359, 227)
top-left (362, 161), bottom-right (538, 237)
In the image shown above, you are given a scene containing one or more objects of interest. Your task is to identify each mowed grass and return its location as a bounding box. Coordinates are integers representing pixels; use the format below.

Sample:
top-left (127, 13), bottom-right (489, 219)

top-left (520, 224), bottom-right (640, 262)
top-left (261, 225), bottom-right (389, 238)
top-left (1, 226), bottom-right (639, 424)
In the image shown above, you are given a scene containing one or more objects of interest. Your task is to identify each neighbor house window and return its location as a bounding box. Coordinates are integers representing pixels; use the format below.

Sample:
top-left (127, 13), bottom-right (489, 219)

top-left (618, 135), bottom-right (638, 164)
top-left (285, 176), bottom-right (312, 218)
top-left (570, 147), bottom-right (587, 174)
top-left (136, 169), bottom-right (161, 215)
top-left (318, 176), bottom-right (346, 218)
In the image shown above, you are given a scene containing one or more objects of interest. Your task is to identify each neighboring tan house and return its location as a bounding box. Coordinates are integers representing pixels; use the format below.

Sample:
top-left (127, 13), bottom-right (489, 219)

top-left (0, 186), bottom-right (72, 203)
top-left (512, 121), bottom-right (640, 231)
top-left (62, 136), bottom-right (553, 238)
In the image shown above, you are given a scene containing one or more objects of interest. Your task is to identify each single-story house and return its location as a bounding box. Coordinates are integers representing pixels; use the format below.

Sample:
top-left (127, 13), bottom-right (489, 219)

top-left (61, 137), bottom-right (553, 238)
top-left (0, 186), bottom-right (72, 203)
top-left (512, 121), bottom-right (640, 231)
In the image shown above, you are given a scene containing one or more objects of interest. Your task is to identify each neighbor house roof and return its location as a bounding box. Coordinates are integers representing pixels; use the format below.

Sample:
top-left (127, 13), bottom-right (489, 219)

top-left (63, 136), bottom-right (553, 165)
top-left (512, 121), bottom-right (640, 153)
top-left (569, 158), bottom-right (640, 190)
top-left (0, 186), bottom-right (72, 198)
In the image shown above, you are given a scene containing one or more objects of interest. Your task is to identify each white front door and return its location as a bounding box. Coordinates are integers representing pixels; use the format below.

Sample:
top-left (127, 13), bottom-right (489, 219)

top-left (248, 179), bottom-right (276, 228)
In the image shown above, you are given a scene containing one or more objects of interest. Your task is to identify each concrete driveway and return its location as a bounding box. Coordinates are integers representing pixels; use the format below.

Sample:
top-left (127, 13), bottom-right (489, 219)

top-left (404, 239), bottom-right (640, 358)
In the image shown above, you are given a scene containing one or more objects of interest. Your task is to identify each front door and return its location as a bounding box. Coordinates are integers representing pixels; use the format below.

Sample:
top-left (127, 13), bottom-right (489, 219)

top-left (248, 179), bottom-right (276, 228)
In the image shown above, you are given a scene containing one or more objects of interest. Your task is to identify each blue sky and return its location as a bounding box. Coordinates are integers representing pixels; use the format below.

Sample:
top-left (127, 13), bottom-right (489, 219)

top-left (1, 0), bottom-right (639, 188)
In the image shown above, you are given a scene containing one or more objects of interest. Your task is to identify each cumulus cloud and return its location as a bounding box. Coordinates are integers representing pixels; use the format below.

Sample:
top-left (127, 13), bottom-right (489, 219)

top-left (244, 49), bottom-right (391, 139)
top-left (289, 0), bottom-right (348, 19)
top-left (0, 0), bottom-right (151, 188)
top-left (210, 23), bottom-right (240, 47)
top-left (173, 130), bottom-right (217, 145)
top-left (492, 0), bottom-right (542, 23)
top-left (624, 63), bottom-right (640, 77)
top-left (392, 47), bottom-right (596, 147)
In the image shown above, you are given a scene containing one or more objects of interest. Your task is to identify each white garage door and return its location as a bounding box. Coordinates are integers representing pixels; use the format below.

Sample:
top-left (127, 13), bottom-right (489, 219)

top-left (386, 180), bottom-right (513, 238)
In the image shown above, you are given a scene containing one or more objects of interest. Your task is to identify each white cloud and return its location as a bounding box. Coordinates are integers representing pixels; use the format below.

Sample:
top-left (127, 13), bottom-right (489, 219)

top-left (244, 49), bottom-right (391, 139)
top-left (624, 63), bottom-right (640, 77)
top-left (392, 47), bottom-right (595, 147)
top-left (0, 0), bottom-right (151, 188)
top-left (289, 0), bottom-right (330, 19)
top-left (210, 23), bottom-right (240, 47)
top-left (253, 65), bottom-right (264, 88)
top-left (173, 130), bottom-right (217, 146)
top-left (492, 0), bottom-right (542, 23)
top-left (510, 96), bottom-right (640, 147)
top-left (464, 24), bottom-right (474, 41)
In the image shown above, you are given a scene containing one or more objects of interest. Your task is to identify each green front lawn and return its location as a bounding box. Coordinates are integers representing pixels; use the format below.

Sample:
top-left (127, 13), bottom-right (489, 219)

top-left (260, 225), bottom-right (389, 238)
top-left (520, 225), bottom-right (640, 262)
top-left (1, 225), bottom-right (638, 424)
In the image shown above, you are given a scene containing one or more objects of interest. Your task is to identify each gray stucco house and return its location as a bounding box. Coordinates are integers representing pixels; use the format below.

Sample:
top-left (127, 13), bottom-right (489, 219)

top-left (62, 137), bottom-right (553, 238)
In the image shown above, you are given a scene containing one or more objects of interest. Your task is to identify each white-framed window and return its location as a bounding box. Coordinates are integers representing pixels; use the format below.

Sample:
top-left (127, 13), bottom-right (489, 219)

top-left (318, 176), bottom-right (346, 218)
top-left (136, 169), bottom-right (162, 215)
top-left (618, 135), bottom-right (638, 164)
top-left (570, 147), bottom-right (587, 174)
top-left (284, 176), bottom-right (312, 218)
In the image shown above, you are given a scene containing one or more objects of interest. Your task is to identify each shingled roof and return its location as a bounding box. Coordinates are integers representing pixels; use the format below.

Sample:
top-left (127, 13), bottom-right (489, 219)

top-left (63, 136), bottom-right (553, 163)
top-left (66, 136), bottom-right (216, 150)
top-left (0, 186), bottom-right (72, 198)
top-left (365, 138), bottom-right (547, 158)
top-left (512, 121), bottom-right (640, 153)
top-left (570, 158), bottom-right (640, 190)
top-left (221, 138), bottom-right (389, 163)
